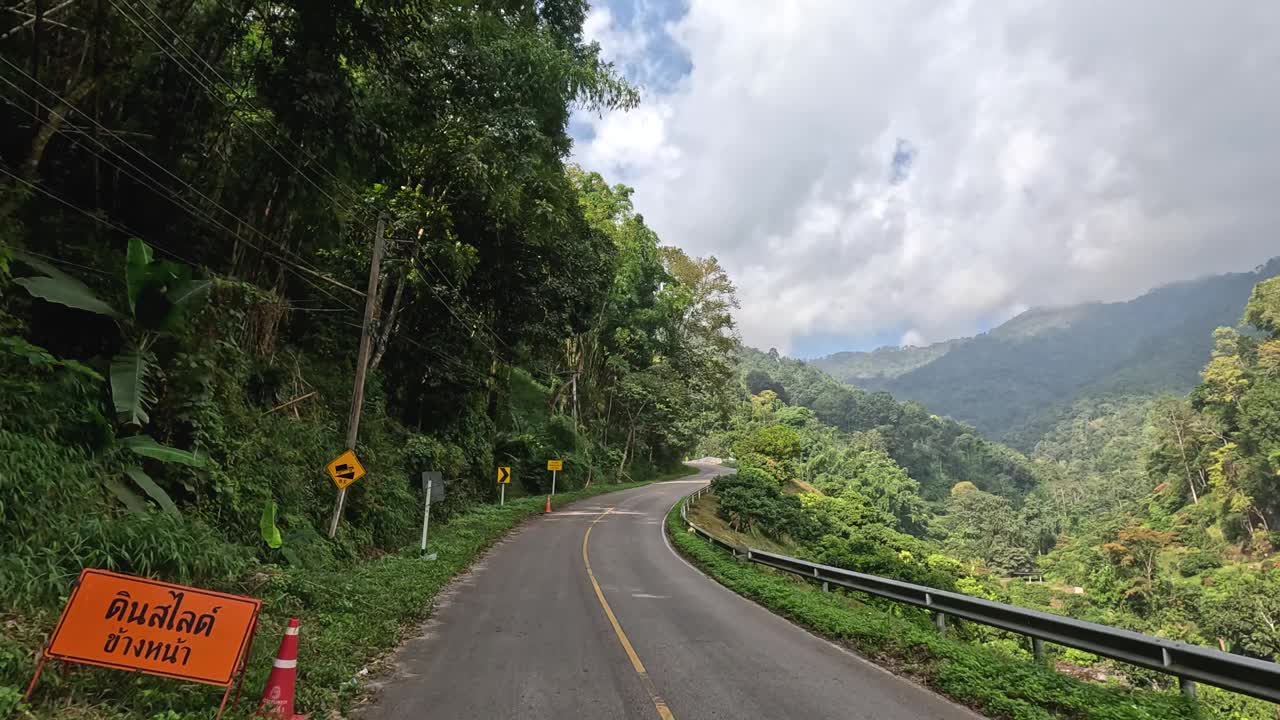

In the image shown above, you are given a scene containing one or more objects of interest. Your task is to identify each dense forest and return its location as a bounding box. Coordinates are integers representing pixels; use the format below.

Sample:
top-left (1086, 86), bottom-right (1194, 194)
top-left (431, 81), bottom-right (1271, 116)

top-left (0, 2), bottom-right (737, 716)
top-left (813, 260), bottom-right (1280, 450)
top-left (702, 276), bottom-right (1280, 718)
top-left (733, 347), bottom-right (1039, 502)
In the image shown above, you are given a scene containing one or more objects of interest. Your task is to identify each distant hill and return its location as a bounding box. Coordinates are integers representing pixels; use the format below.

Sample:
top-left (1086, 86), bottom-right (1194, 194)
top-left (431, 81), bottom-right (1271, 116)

top-left (813, 258), bottom-right (1280, 450)
top-left (816, 340), bottom-right (962, 389)
top-left (739, 348), bottom-right (1039, 502)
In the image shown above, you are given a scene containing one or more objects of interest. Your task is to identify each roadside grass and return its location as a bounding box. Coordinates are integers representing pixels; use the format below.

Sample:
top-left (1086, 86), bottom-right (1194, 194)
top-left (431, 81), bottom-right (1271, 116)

top-left (5, 468), bottom-right (696, 720)
top-left (666, 498), bottom-right (1200, 720)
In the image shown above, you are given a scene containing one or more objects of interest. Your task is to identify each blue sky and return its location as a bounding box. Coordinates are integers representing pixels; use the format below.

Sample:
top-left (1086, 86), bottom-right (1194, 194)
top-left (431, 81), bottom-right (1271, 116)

top-left (572, 1), bottom-right (1280, 357)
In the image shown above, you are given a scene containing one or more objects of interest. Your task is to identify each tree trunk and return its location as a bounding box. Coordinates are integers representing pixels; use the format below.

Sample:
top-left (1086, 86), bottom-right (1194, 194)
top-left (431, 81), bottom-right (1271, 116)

top-left (1169, 411), bottom-right (1200, 504)
top-left (570, 370), bottom-right (579, 428)
top-left (24, 79), bottom-right (96, 179)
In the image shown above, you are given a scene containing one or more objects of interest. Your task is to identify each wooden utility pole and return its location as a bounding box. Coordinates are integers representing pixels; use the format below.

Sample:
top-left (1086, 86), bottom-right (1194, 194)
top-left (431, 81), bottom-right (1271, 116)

top-left (328, 215), bottom-right (387, 538)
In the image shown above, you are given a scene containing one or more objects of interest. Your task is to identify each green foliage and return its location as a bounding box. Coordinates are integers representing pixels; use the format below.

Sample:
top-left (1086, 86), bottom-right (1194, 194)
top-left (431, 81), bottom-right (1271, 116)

top-left (812, 340), bottom-right (959, 386)
top-left (122, 467), bottom-right (179, 517)
top-left (933, 487), bottom-right (1033, 573)
top-left (110, 349), bottom-right (158, 427)
top-left (713, 471), bottom-right (820, 542)
top-left (736, 348), bottom-right (1040, 501)
top-left (0, 5), bottom-right (740, 715)
top-left (120, 435), bottom-right (208, 468)
top-left (260, 500), bottom-right (283, 550)
top-left (734, 424), bottom-right (802, 461)
top-left (1176, 548), bottom-right (1222, 577)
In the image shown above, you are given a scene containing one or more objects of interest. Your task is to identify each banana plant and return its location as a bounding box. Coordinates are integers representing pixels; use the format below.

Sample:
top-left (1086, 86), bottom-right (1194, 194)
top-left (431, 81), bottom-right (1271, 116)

top-left (13, 239), bottom-right (211, 514)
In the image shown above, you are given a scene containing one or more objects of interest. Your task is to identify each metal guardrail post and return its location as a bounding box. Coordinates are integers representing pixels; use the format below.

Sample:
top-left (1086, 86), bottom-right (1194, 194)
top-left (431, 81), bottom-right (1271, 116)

top-left (1032, 637), bottom-right (1046, 663)
top-left (822, 581), bottom-right (829, 593)
top-left (934, 612), bottom-right (947, 636)
top-left (1180, 678), bottom-right (1197, 699)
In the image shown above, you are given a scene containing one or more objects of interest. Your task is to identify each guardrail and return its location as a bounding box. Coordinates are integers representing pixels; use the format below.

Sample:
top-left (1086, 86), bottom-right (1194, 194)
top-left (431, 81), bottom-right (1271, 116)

top-left (678, 485), bottom-right (1280, 705)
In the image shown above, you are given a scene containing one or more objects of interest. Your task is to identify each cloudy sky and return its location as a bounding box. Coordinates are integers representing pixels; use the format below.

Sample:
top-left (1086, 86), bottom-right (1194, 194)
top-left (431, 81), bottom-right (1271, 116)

top-left (570, 0), bottom-right (1280, 357)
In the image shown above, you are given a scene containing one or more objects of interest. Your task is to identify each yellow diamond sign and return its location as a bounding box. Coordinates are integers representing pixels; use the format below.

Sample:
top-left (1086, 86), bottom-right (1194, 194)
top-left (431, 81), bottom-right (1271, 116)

top-left (326, 450), bottom-right (365, 489)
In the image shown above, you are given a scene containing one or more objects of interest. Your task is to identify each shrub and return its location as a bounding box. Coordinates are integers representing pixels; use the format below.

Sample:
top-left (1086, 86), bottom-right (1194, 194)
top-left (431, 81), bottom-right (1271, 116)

top-left (1178, 549), bottom-right (1223, 577)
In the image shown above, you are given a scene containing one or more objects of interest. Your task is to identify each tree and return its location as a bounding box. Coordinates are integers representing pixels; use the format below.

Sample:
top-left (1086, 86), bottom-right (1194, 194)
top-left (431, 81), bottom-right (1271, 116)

top-left (1147, 396), bottom-right (1208, 505)
top-left (1201, 568), bottom-right (1280, 659)
top-left (735, 425), bottom-right (802, 461)
top-left (1101, 526), bottom-right (1174, 603)
top-left (934, 487), bottom-right (1031, 573)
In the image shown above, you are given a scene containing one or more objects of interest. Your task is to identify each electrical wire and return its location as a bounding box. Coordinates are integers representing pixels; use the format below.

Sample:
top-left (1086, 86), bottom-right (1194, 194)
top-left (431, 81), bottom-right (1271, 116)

top-left (7, 2), bottom-right (522, 375)
top-left (108, 0), bottom-right (358, 215)
top-left (0, 56), bottom-right (361, 297)
top-left (130, 0), bottom-right (355, 200)
top-left (117, 1), bottom-right (525, 355)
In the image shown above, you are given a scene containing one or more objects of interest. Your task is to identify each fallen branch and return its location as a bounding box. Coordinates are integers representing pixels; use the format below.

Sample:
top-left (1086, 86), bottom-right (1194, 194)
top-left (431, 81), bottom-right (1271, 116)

top-left (263, 390), bottom-right (317, 415)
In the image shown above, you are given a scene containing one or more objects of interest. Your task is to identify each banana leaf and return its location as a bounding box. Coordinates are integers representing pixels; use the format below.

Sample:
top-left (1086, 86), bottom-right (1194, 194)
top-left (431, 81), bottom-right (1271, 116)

top-left (110, 349), bottom-right (157, 426)
top-left (124, 466), bottom-right (179, 516)
top-left (121, 434), bottom-right (209, 468)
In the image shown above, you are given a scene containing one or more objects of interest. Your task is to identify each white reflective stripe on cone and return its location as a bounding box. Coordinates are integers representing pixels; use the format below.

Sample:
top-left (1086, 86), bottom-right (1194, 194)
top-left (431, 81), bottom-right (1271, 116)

top-left (273, 659), bottom-right (298, 668)
top-left (285, 627), bottom-right (300, 635)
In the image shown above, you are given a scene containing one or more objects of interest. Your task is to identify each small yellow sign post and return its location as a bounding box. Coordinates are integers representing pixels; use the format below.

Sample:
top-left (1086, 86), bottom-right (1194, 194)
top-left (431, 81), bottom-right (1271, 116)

top-left (326, 450), bottom-right (366, 490)
top-left (496, 466), bottom-right (511, 505)
top-left (546, 459), bottom-right (562, 495)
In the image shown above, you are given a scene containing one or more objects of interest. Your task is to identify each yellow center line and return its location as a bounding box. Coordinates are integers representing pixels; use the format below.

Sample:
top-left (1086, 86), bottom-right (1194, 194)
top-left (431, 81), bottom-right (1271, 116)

top-left (583, 507), bottom-right (676, 720)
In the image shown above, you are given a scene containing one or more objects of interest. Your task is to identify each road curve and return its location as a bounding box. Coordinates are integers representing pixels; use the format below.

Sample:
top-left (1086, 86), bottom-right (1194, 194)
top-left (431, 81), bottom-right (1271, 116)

top-left (358, 463), bottom-right (982, 719)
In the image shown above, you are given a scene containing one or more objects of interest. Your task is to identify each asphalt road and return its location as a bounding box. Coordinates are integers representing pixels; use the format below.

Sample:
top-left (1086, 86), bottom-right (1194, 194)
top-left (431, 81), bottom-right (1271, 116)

top-left (359, 463), bottom-right (981, 719)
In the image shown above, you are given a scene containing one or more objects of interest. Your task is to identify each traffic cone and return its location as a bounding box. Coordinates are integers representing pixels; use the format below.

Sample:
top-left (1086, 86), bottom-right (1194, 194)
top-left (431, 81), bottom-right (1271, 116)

top-left (257, 618), bottom-right (304, 719)
top-left (544, 495), bottom-right (552, 513)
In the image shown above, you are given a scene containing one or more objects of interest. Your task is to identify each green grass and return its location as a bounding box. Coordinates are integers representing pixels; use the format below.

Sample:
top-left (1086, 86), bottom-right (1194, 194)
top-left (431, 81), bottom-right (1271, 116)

top-left (6, 472), bottom-right (693, 720)
top-left (666, 499), bottom-right (1201, 720)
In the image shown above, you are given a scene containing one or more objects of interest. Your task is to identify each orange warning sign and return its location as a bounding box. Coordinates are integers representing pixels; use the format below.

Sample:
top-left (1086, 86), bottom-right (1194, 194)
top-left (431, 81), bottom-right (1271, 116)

top-left (326, 449), bottom-right (365, 489)
top-left (46, 569), bottom-right (261, 686)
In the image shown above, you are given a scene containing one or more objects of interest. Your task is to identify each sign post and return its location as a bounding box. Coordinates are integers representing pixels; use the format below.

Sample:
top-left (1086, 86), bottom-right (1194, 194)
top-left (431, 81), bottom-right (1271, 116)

top-left (329, 215), bottom-right (387, 539)
top-left (25, 568), bottom-right (261, 719)
top-left (547, 459), bottom-right (563, 495)
top-left (496, 466), bottom-right (511, 505)
top-left (420, 471), bottom-right (443, 558)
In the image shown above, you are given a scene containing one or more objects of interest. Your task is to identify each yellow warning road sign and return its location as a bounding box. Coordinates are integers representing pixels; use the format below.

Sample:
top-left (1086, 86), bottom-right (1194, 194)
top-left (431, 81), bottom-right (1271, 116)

top-left (547, 459), bottom-right (563, 471)
top-left (496, 466), bottom-right (511, 484)
top-left (327, 450), bottom-right (365, 489)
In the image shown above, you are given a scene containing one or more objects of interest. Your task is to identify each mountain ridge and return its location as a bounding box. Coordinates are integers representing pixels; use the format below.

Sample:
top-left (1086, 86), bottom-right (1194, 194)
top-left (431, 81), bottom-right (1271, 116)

top-left (812, 258), bottom-right (1280, 448)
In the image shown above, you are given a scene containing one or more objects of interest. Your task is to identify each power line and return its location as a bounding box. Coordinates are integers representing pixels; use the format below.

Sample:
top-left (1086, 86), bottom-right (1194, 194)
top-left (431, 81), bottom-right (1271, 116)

top-left (2, 92), bottom-right (361, 313)
top-left (113, 1), bottom-right (526, 357)
top-left (0, 162), bottom-right (200, 269)
top-left (130, 0), bottom-right (355, 199)
top-left (107, 0), bottom-right (359, 216)
top-left (8, 3), bottom-right (521, 375)
top-left (0, 163), bottom-right (139, 240)
top-left (112, 2), bottom-right (514, 340)
top-left (5, 164), bottom-right (488, 386)
top-left (0, 55), bottom-right (361, 297)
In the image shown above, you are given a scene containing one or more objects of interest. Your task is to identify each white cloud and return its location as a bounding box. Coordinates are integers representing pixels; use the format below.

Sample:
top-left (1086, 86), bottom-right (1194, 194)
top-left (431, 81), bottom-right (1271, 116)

top-left (575, 0), bottom-right (1280, 354)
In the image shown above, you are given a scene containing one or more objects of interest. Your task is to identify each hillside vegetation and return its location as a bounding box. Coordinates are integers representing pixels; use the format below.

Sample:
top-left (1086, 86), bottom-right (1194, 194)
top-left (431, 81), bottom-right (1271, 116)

top-left (736, 347), bottom-right (1040, 502)
top-left (813, 260), bottom-right (1280, 449)
top-left (0, 3), bottom-right (737, 717)
top-left (702, 276), bottom-right (1280, 718)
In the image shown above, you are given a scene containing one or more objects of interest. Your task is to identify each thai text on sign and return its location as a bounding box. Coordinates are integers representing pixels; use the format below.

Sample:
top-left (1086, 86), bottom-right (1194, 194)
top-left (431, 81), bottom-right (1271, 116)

top-left (46, 569), bottom-right (261, 686)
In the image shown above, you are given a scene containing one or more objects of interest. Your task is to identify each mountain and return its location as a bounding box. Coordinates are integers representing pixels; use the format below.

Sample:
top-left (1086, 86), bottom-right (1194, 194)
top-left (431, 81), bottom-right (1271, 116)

top-left (739, 347), bottom-right (1039, 502)
top-left (813, 258), bottom-right (1280, 449)
top-left (815, 340), bottom-right (962, 389)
